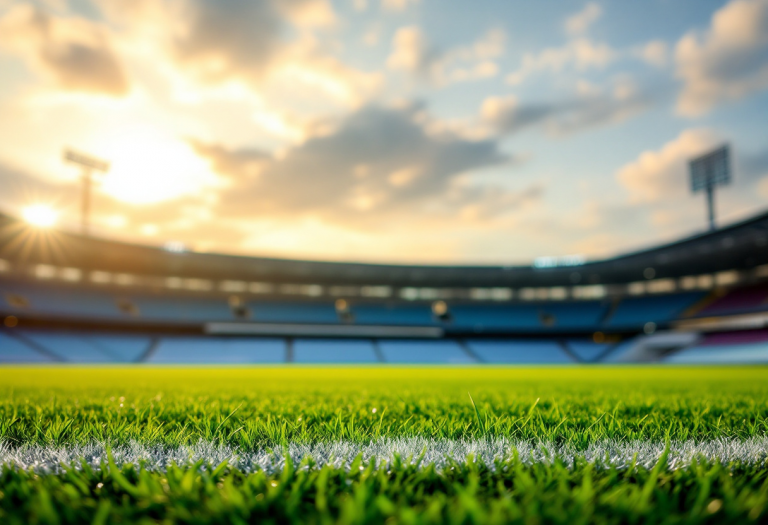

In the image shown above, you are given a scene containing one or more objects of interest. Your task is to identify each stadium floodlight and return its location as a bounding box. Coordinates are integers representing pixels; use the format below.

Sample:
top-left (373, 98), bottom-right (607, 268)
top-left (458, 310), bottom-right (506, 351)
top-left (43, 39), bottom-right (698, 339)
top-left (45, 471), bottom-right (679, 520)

top-left (63, 148), bottom-right (110, 236)
top-left (689, 145), bottom-right (731, 231)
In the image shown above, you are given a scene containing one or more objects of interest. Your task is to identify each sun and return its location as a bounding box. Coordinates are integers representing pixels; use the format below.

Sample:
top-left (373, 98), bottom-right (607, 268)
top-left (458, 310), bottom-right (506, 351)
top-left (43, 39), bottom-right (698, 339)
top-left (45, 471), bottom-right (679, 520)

top-left (22, 204), bottom-right (58, 228)
top-left (94, 126), bottom-right (219, 205)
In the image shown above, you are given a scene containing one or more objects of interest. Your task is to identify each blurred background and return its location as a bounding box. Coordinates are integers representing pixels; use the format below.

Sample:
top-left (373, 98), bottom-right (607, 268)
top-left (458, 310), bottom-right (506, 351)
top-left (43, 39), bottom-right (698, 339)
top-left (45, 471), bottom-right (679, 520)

top-left (1, 0), bottom-right (767, 364)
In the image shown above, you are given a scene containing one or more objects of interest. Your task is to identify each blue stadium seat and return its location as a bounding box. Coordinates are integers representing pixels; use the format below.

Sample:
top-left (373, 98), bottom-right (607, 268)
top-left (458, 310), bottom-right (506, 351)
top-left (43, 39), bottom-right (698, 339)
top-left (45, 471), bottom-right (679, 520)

top-left (352, 305), bottom-right (435, 326)
top-left (248, 302), bottom-right (339, 324)
top-left (451, 302), bottom-right (607, 332)
top-left (293, 339), bottom-right (379, 363)
top-left (0, 333), bottom-right (55, 363)
top-left (663, 343), bottom-right (768, 364)
top-left (20, 332), bottom-right (119, 362)
top-left (606, 293), bottom-right (704, 329)
top-left (599, 339), bottom-right (640, 363)
top-left (147, 337), bottom-right (285, 363)
top-left (566, 340), bottom-right (611, 362)
top-left (378, 340), bottom-right (475, 363)
top-left (450, 305), bottom-right (540, 331)
top-left (87, 335), bottom-right (152, 362)
top-left (2, 283), bottom-right (122, 320)
top-left (465, 340), bottom-right (573, 364)
top-left (130, 297), bottom-right (233, 322)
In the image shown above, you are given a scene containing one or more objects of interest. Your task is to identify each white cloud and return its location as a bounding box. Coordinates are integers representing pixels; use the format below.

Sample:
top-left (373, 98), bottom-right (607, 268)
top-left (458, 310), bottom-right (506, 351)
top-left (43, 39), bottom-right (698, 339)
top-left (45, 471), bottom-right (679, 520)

top-left (382, 0), bottom-right (418, 12)
top-left (387, 26), bottom-right (435, 74)
top-left (482, 77), bottom-right (651, 137)
top-left (565, 2), bottom-right (602, 36)
top-left (506, 38), bottom-right (615, 85)
top-left (676, 0), bottom-right (768, 116)
top-left (0, 4), bottom-right (129, 96)
top-left (91, 0), bottom-right (379, 110)
top-left (636, 40), bottom-right (668, 67)
top-left (388, 26), bottom-right (504, 85)
top-left (192, 103), bottom-right (520, 225)
top-left (616, 128), bottom-right (721, 203)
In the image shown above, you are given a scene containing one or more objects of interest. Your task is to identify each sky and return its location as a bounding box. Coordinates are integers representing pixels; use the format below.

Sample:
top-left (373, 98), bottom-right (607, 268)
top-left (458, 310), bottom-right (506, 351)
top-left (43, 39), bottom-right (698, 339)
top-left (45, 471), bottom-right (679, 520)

top-left (0, 0), bottom-right (767, 264)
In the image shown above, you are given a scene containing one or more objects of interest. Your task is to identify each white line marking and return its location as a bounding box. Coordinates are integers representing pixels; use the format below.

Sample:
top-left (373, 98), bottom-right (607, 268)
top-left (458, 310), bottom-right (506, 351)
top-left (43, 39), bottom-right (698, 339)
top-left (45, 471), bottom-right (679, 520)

top-left (2, 437), bottom-right (767, 474)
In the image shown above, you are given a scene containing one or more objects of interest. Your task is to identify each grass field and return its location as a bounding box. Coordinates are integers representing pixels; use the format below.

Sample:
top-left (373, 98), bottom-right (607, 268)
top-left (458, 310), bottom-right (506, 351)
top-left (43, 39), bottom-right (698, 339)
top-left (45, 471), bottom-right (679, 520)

top-left (1, 366), bottom-right (767, 523)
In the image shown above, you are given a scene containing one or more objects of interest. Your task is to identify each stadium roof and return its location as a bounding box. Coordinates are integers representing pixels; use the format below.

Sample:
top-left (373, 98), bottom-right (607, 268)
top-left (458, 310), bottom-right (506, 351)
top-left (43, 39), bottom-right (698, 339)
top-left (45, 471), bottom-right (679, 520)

top-left (1, 210), bottom-right (767, 288)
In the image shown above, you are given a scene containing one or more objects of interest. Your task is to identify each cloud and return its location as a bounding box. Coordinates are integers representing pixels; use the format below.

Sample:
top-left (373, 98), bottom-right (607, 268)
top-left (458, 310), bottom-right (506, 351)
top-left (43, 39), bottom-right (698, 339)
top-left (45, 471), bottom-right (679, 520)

top-left (616, 128), bottom-right (721, 203)
top-left (386, 26), bottom-right (439, 77)
top-left (382, 0), bottom-right (418, 12)
top-left (187, 141), bottom-right (272, 187)
top-left (739, 146), bottom-right (768, 182)
top-left (93, 0), bottom-right (377, 108)
top-left (0, 4), bottom-right (129, 96)
top-left (506, 37), bottom-right (615, 85)
top-left (482, 79), bottom-right (653, 137)
top-left (388, 27), bottom-right (504, 85)
top-left (194, 103), bottom-right (527, 224)
top-left (171, 0), bottom-right (284, 82)
top-left (675, 0), bottom-right (768, 116)
top-left (635, 40), bottom-right (668, 67)
top-left (565, 2), bottom-right (602, 36)
top-left (167, 0), bottom-right (335, 83)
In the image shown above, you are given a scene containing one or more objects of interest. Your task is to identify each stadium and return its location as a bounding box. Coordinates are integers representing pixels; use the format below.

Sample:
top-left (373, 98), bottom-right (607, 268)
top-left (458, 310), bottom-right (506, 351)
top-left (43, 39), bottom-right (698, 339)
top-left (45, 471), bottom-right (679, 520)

top-left (2, 208), bottom-right (768, 365)
top-left (2, 0), bottom-right (768, 523)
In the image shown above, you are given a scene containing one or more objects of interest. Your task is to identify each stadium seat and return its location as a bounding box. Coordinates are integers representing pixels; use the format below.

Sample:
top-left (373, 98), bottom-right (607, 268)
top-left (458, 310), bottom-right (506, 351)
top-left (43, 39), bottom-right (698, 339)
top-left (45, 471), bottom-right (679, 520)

top-left (599, 339), bottom-right (642, 363)
top-left (147, 337), bottom-right (285, 364)
top-left (129, 297), bottom-right (233, 322)
top-left (1, 283), bottom-right (123, 320)
top-left (351, 304), bottom-right (435, 326)
top-left (19, 332), bottom-right (123, 363)
top-left (248, 302), bottom-right (340, 324)
top-left (566, 340), bottom-right (612, 362)
top-left (293, 339), bottom-right (379, 363)
top-left (664, 342), bottom-right (768, 364)
top-left (86, 335), bottom-right (153, 362)
top-left (605, 293), bottom-right (704, 329)
top-left (695, 286), bottom-right (768, 317)
top-left (378, 340), bottom-right (476, 363)
top-left (465, 340), bottom-right (573, 364)
top-left (0, 332), bottom-right (56, 363)
top-left (450, 302), bottom-right (607, 332)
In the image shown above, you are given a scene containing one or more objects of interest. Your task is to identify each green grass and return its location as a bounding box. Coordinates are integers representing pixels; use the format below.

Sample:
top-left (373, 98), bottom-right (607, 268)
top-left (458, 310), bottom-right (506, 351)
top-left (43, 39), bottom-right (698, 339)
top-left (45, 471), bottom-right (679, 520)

top-left (1, 366), bottom-right (768, 523)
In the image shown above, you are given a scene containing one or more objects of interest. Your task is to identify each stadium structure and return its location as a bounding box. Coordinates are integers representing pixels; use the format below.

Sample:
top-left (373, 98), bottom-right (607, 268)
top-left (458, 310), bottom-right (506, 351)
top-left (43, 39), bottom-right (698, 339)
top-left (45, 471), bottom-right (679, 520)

top-left (1, 209), bottom-right (768, 365)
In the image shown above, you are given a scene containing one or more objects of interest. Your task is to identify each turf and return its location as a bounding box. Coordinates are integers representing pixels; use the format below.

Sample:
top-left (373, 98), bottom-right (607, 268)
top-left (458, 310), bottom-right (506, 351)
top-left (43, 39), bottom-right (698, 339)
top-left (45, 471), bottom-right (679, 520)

top-left (1, 366), bottom-right (767, 523)
top-left (2, 367), bottom-right (768, 447)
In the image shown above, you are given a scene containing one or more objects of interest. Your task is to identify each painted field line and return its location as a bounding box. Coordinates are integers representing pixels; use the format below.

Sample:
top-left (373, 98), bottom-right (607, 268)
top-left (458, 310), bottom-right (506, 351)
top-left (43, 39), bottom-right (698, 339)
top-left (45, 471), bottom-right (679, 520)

top-left (2, 437), bottom-right (767, 474)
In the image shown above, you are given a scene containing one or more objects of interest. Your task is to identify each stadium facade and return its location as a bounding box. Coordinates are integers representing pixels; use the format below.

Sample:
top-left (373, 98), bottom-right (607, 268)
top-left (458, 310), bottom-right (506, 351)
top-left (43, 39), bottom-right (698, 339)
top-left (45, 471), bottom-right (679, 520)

top-left (1, 210), bottom-right (767, 364)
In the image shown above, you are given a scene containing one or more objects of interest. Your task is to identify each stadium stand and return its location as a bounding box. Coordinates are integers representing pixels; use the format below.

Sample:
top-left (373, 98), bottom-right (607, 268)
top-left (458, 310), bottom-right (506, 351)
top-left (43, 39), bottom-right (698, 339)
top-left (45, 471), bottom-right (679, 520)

top-left (352, 304), bottom-right (434, 326)
top-left (0, 332), bottom-right (55, 363)
top-left (293, 339), bottom-right (379, 363)
top-left (663, 331), bottom-right (768, 364)
top-left (377, 340), bottom-right (475, 364)
top-left (449, 301), bottom-right (608, 332)
top-left (146, 337), bottom-right (286, 364)
top-left (565, 340), bottom-right (614, 362)
top-left (694, 285), bottom-right (768, 317)
top-left (2, 209), bottom-right (768, 363)
top-left (465, 340), bottom-right (573, 364)
top-left (19, 332), bottom-right (124, 363)
top-left (605, 293), bottom-right (705, 330)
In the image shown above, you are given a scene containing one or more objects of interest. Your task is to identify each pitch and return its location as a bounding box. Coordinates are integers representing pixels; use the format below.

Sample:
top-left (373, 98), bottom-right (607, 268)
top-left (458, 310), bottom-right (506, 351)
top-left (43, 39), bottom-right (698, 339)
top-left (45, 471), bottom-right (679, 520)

top-left (1, 366), bottom-right (767, 523)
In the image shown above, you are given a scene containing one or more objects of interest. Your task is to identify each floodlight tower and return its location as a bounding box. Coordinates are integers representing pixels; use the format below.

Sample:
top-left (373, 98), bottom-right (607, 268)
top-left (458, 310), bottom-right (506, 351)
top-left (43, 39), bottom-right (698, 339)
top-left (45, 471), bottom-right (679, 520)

top-left (689, 144), bottom-right (731, 231)
top-left (63, 149), bottom-right (110, 236)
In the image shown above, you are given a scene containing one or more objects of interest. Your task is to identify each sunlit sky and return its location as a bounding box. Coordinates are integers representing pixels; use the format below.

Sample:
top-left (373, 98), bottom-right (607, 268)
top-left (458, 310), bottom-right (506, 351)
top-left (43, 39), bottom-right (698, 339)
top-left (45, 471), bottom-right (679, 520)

top-left (1, 0), bottom-right (767, 264)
